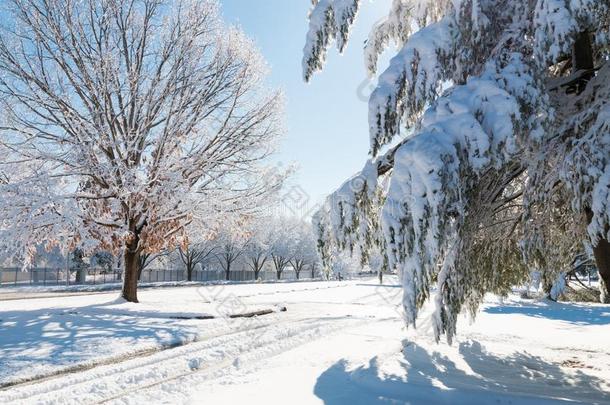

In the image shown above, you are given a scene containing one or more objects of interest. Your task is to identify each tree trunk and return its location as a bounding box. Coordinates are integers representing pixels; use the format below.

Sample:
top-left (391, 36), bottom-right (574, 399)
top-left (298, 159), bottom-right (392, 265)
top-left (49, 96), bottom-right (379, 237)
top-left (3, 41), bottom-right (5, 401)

top-left (593, 237), bottom-right (610, 296)
top-left (187, 263), bottom-right (193, 281)
top-left (572, 31), bottom-right (594, 90)
top-left (586, 209), bottom-right (610, 298)
top-left (541, 269), bottom-right (554, 299)
top-left (122, 236), bottom-right (140, 303)
top-left (225, 261), bottom-right (231, 281)
top-left (75, 269), bottom-right (84, 284)
top-left (573, 34), bottom-right (592, 69)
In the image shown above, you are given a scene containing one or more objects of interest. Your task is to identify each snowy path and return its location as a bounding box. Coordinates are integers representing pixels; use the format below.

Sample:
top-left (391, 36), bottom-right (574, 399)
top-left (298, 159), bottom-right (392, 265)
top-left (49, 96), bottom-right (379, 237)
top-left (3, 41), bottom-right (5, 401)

top-left (1, 278), bottom-right (609, 404)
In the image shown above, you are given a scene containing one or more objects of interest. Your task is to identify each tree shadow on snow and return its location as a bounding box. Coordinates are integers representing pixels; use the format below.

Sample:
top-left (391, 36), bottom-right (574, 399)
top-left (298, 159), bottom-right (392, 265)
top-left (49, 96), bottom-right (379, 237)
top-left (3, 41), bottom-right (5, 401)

top-left (314, 340), bottom-right (609, 405)
top-left (484, 300), bottom-right (610, 326)
top-left (0, 300), bottom-right (203, 384)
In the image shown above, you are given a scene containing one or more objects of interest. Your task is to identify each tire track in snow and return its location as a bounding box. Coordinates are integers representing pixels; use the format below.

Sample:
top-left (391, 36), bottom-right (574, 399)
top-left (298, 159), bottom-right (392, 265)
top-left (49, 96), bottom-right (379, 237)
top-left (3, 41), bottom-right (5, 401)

top-left (0, 307), bottom-right (284, 391)
top-left (0, 283), bottom-right (358, 390)
top-left (95, 317), bottom-right (373, 405)
top-left (0, 314), bottom-right (290, 402)
top-left (1, 313), bottom-right (389, 405)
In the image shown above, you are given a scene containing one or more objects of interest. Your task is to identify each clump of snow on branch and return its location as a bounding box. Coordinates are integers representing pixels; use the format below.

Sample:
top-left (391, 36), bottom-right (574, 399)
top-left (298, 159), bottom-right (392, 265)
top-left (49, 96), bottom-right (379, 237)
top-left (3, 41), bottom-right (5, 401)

top-left (303, 0), bottom-right (360, 82)
top-left (313, 159), bottom-right (386, 272)
top-left (364, 0), bottom-right (456, 78)
top-left (364, 0), bottom-right (413, 77)
top-left (382, 53), bottom-right (547, 341)
top-left (368, 15), bottom-right (456, 155)
top-left (533, 0), bottom-right (604, 67)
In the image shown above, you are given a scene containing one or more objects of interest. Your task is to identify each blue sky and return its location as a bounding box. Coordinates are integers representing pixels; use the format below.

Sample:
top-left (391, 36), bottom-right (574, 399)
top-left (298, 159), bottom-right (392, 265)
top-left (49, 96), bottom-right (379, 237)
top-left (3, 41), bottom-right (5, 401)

top-left (220, 1), bottom-right (391, 207)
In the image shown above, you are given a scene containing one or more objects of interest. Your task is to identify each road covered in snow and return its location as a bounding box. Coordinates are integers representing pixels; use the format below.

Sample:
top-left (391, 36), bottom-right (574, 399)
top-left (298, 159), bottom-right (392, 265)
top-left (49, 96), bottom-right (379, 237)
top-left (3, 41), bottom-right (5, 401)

top-left (0, 277), bottom-right (609, 404)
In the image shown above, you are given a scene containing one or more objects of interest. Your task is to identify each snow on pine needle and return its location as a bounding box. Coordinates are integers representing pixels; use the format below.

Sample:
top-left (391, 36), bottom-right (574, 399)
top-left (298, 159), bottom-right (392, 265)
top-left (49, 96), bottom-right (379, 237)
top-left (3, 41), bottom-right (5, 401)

top-left (368, 15), bottom-right (457, 155)
top-left (382, 53), bottom-right (547, 342)
top-left (303, 0), bottom-right (360, 82)
top-left (305, 0), bottom-right (610, 343)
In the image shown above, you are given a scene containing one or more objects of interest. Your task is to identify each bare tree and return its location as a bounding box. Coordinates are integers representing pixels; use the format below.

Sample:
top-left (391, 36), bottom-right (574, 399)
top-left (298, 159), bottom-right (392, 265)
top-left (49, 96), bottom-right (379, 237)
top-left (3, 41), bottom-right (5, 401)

top-left (137, 251), bottom-right (170, 280)
top-left (246, 241), bottom-right (270, 280)
top-left (290, 257), bottom-right (306, 280)
top-left (268, 218), bottom-right (294, 280)
top-left (310, 262), bottom-right (318, 280)
top-left (271, 253), bottom-right (291, 281)
top-left (288, 221), bottom-right (317, 280)
top-left (0, 0), bottom-right (285, 302)
top-left (216, 230), bottom-right (248, 281)
top-left (178, 242), bottom-right (217, 282)
top-left (243, 219), bottom-right (273, 279)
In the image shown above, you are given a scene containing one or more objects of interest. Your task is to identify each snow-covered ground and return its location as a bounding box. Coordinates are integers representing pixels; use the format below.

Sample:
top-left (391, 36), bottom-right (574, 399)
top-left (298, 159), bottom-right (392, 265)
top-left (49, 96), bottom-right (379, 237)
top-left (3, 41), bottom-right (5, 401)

top-left (0, 277), bottom-right (608, 404)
